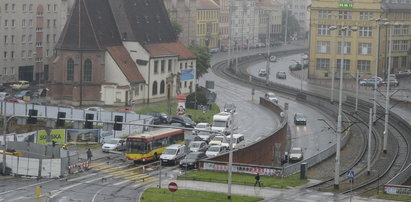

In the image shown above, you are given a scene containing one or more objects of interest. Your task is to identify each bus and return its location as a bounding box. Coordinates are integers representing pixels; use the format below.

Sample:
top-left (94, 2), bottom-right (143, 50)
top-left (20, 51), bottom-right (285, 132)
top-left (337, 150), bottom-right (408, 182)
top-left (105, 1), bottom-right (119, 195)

top-left (125, 128), bottom-right (185, 163)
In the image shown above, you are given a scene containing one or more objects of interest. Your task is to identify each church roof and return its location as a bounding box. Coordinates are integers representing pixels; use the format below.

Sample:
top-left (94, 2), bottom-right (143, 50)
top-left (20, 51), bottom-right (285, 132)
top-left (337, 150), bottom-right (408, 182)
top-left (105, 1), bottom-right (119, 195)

top-left (107, 46), bottom-right (145, 84)
top-left (144, 42), bottom-right (197, 59)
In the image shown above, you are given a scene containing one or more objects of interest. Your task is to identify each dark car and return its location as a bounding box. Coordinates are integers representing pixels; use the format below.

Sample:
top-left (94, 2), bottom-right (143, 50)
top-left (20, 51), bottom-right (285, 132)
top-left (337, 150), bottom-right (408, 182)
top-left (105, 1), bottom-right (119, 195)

top-left (168, 115), bottom-right (196, 128)
top-left (289, 63), bottom-right (302, 71)
top-left (294, 113), bottom-right (307, 125)
top-left (197, 131), bottom-right (216, 143)
top-left (14, 90), bottom-right (33, 99)
top-left (179, 152), bottom-right (207, 169)
top-left (276, 71), bottom-right (287, 79)
top-left (147, 111), bottom-right (168, 125)
top-left (224, 103), bottom-right (236, 113)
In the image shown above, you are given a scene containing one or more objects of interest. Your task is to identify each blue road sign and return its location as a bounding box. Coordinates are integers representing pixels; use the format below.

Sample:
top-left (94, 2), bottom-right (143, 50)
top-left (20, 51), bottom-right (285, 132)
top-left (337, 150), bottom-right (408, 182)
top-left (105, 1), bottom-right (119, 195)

top-left (347, 170), bottom-right (355, 179)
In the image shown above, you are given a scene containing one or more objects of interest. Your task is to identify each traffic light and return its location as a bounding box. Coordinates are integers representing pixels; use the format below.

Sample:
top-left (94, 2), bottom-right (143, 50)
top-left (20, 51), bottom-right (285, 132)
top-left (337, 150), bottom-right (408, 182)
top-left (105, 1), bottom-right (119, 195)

top-left (114, 115), bottom-right (123, 131)
top-left (27, 109), bottom-right (38, 124)
top-left (84, 113), bottom-right (94, 129)
top-left (56, 112), bottom-right (66, 127)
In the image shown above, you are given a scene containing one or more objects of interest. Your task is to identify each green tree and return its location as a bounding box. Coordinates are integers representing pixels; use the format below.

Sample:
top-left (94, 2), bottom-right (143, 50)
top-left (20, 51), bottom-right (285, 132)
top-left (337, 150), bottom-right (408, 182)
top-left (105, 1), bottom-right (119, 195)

top-left (281, 9), bottom-right (301, 41)
top-left (171, 20), bottom-right (183, 37)
top-left (189, 45), bottom-right (211, 79)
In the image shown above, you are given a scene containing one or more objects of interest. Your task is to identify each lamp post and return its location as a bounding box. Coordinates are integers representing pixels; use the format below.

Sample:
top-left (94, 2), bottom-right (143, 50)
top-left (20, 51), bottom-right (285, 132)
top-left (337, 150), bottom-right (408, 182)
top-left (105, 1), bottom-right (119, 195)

top-left (328, 25), bottom-right (357, 189)
top-left (383, 22), bottom-right (396, 154)
top-left (265, 13), bottom-right (271, 85)
top-left (227, 1), bottom-right (233, 199)
top-left (372, 18), bottom-right (388, 123)
top-left (2, 103), bottom-right (14, 175)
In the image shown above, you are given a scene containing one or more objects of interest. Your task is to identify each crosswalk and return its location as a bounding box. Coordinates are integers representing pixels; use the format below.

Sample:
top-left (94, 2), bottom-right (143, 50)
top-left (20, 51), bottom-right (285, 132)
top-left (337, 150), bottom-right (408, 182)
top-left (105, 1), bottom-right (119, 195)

top-left (88, 161), bottom-right (159, 186)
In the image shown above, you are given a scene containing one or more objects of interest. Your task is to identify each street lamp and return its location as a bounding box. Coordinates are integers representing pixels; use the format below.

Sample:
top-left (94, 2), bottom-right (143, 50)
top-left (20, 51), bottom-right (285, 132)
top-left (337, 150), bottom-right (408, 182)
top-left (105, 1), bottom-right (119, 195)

top-left (2, 103), bottom-right (14, 175)
top-left (328, 25), bottom-right (357, 189)
top-left (383, 22), bottom-right (398, 154)
top-left (265, 13), bottom-right (271, 85)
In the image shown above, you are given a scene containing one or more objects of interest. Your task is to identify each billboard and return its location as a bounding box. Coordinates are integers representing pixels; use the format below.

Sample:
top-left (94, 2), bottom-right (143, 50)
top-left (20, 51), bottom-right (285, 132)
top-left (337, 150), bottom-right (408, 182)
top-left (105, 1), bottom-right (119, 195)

top-left (180, 69), bottom-right (194, 81)
top-left (37, 129), bottom-right (65, 144)
top-left (66, 129), bottom-right (99, 143)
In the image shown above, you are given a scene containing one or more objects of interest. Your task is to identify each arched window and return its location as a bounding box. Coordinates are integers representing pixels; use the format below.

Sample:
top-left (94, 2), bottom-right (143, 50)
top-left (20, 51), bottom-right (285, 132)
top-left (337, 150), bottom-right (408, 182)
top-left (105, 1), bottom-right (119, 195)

top-left (160, 80), bottom-right (165, 94)
top-left (67, 58), bottom-right (74, 81)
top-left (84, 59), bottom-right (92, 81)
top-left (152, 81), bottom-right (158, 95)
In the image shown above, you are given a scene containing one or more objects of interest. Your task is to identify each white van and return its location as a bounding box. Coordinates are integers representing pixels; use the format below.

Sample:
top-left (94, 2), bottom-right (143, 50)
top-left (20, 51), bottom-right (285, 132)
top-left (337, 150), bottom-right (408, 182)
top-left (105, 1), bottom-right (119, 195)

top-left (212, 112), bottom-right (233, 135)
top-left (160, 144), bottom-right (187, 165)
top-left (221, 134), bottom-right (245, 149)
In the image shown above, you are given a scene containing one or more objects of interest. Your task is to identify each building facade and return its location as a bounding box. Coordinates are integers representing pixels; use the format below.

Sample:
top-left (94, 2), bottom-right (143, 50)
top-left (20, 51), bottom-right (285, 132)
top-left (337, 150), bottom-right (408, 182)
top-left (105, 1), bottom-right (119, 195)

top-left (256, 0), bottom-right (283, 44)
top-left (213, 0), bottom-right (229, 50)
top-left (196, 0), bottom-right (220, 49)
top-left (0, 0), bottom-right (74, 85)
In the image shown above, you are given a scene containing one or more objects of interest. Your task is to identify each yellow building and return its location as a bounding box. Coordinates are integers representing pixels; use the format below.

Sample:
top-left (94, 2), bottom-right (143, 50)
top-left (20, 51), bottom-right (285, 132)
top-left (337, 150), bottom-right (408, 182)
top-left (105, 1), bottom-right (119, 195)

top-left (309, 0), bottom-right (411, 80)
top-left (196, 0), bottom-right (220, 49)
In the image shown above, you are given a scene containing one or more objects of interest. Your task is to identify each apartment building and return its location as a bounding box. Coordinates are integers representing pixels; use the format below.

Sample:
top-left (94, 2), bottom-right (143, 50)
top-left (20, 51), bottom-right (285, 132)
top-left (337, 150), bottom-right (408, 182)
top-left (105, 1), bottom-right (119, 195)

top-left (0, 0), bottom-right (74, 85)
top-left (256, 0), bottom-right (282, 44)
top-left (285, 0), bottom-right (310, 36)
top-left (196, 0), bottom-right (220, 48)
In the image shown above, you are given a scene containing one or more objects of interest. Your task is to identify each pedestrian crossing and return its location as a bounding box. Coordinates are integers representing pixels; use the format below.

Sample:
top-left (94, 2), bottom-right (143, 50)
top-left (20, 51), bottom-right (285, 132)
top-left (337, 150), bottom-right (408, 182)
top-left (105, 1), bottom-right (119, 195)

top-left (88, 162), bottom-right (159, 185)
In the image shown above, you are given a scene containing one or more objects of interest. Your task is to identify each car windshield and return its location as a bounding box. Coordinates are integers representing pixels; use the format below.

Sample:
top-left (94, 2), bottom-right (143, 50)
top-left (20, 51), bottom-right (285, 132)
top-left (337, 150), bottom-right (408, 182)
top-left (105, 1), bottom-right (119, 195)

top-left (213, 121), bottom-right (226, 127)
top-left (189, 142), bottom-right (201, 148)
top-left (291, 148), bottom-right (301, 153)
top-left (213, 137), bottom-right (224, 142)
top-left (208, 146), bottom-right (220, 152)
top-left (107, 139), bottom-right (119, 144)
top-left (296, 113), bottom-right (304, 119)
top-left (163, 148), bottom-right (177, 155)
top-left (185, 153), bottom-right (199, 159)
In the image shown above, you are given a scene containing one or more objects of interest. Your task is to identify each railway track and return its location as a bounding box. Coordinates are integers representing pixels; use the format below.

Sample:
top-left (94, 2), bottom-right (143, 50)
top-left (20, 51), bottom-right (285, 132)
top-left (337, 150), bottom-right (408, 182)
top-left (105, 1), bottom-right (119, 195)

top-left (211, 51), bottom-right (411, 196)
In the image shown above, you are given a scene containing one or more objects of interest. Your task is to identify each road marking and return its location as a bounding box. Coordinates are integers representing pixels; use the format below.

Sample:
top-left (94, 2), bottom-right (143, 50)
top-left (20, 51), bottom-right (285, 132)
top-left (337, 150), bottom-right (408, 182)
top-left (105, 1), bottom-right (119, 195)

top-left (0, 179), bottom-right (54, 195)
top-left (113, 180), bottom-right (130, 186)
top-left (124, 174), bottom-right (146, 180)
top-left (67, 173), bottom-right (97, 182)
top-left (49, 178), bottom-right (100, 198)
top-left (91, 186), bottom-right (106, 202)
top-left (141, 178), bottom-right (158, 184)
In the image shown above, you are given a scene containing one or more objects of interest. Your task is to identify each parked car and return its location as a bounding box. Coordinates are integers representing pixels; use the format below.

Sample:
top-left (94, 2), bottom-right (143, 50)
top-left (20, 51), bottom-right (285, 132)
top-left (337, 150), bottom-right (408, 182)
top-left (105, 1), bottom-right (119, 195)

top-left (276, 71), bottom-right (287, 79)
top-left (179, 152), bottom-right (207, 169)
top-left (264, 92), bottom-right (278, 104)
top-left (193, 123), bottom-right (211, 133)
top-left (14, 90), bottom-right (33, 99)
top-left (223, 103), bottom-right (236, 113)
top-left (197, 131), bottom-right (216, 143)
top-left (101, 138), bottom-right (126, 152)
top-left (168, 115), bottom-right (196, 128)
top-left (188, 141), bottom-right (208, 153)
top-left (258, 69), bottom-right (267, 77)
top-left (359, 77), bottom-right (382, 87)
top-left (160, 144), bottom-right (188, 165)
top-left (85, 107), bottom-right (105, 112)
top-left (396, 70), bottom-right (411, 78)
top-left (255, 43), bottom-right (266, 48)
top-left (209, 135), bottom-right (226, 146)
top-left (0, 92), bottom-right (11, 101)
top-left (382, 74), bottom-right (399, 87)
top-left (221, 134), bottom-right (245, 149)
top-left (147, 111), bottom-right (168, 124)
top-left (289, 147), bottom-right (304, 162)
top-left (206, 145), bottom-right (228, 157)
top-left (6, 98), bottom-right (25, 103)
top-left (208, 48), bottom-right (219, 53)
top-left (294, 113), bottom-right (307, 125)
top-left (10, 80), bottom-right (30, 90)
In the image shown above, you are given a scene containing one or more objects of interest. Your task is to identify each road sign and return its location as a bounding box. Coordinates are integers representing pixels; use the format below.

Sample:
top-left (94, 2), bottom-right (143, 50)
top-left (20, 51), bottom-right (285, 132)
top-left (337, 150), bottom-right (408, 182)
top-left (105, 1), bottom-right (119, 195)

top-left (168, 182), bottom-right (178, 192)
top-left (347, 170), bottom-right (355, 179)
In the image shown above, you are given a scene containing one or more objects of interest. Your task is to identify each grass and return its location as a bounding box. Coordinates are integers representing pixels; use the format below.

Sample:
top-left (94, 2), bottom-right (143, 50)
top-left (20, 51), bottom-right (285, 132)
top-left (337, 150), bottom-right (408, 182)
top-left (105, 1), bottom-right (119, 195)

top-left (136, 102), bottom-right (220, 123)
top-left (177, 170), bottom-right (308, 189)
top-left (376, 192), bottom-right (411, 201)
top-left (140, 188), bottom-right (263, 202)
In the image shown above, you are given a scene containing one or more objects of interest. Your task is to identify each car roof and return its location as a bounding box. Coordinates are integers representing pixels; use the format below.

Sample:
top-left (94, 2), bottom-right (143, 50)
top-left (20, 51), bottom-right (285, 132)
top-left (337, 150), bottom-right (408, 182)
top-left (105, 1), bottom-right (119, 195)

top-left (166, 144), bottom-right (185, 149)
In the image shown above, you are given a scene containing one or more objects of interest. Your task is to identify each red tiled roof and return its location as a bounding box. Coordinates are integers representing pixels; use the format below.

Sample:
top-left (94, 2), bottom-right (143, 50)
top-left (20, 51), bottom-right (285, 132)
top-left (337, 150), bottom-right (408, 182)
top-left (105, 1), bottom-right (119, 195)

top-left (197, 0), bottom-right (220, 9)
top-left (107, 46), bottom-right (145, 84)
top-left (144, 42), bottom-right (197, 59)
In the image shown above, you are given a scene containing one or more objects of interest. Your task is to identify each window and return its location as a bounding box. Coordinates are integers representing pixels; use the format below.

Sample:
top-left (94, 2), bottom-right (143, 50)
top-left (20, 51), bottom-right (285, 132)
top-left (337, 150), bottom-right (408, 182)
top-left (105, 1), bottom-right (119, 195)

top-left (11, 35), bottom-right (14, 44)
top-left (22, 19), bottom-right (26, 27)
top-left (401, 56), bottom-right (407, 67)
top-left (44, 65), bottom-right (49, 80)
top-left (4, 35), bottom-right (7, 44)
top-left (359, 26), bottom-right (372, 37)
top-left (29, 19), bottom-right (33, 27)
top-left (47, 4), bottom-right (51, 12)
top-left (338, 11), bottom-right (352, 20)
top-left (393, 56), bottom-right (399, 69)
top-left (11, 19), bottom-right (15, 27)
top-left (318, 10), bottom-right (332, 19)
top-left (11, 4), bottom-right (15, 11)
top-left (154, 61), bottom-right (158, 74)
top-left (54, 4), bottom-right (57, 12)
top-left (46, 34), bottom-right (50, 42)
top-left (53, 19), bottom-right (57, 27)
top-left (357, 60), bottom-right (371, 72)
top-left (21, 50), bottom-right (26, 58)
top-left (4, 19), bottom-right (8, 27)
top-left (22, 4), bottom-right (27, 12)
top-left (3, 51), bottom-right (7, 59)
top-left (161, 60), bottom-right (165, 73)
top-left (337, 41), bottom-right (351, 54)
top-left (11, 51), bottom-right (14, 59)
top-left (29, 4), bottom-right (33, 12)
top-left (180, 63), bottom-right (182, 70)
top-left (5, 4), bottom-right (8, 12)
top-left (53, 34), bottom-right (56, 42)
top-left (394, 25), bottom-right (409, 36)
top-left (160, 80), bottom-right (165, 94)
top-left (67, 58), bottom-right (74, 81)
top-left (84, 59), bottom-right (92, 81)
top-left (47, 19), bottom-right (50, 28)
top-left (46, 49), bottom-right (50, 57)
top-left (392, 40), bottom-right (409, 51)
top-left (28, 34), bottom-right (32, 42)
top-left (337, 26), bottom-right (353, 36)
top-left (358, 43), bottom-right (372, 55)
top-left (3, 67), bottom-right (7, 75)
top-left (168, 59), bottom-right (172, 72)
top-left (336, 59), bottom-right (350, 71)
top-left (318, 24), bottom-right (332, 36)
top-left (36, 42), bottom-right (42, 47)
top-left (316, 41), bottom-right (330, 53)
top-left (316, 58), bottom-right (330, 70)
top-left (152, 81), bottom-right (158, 95)
top-left (28, 50), bottom-right (32, 58)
